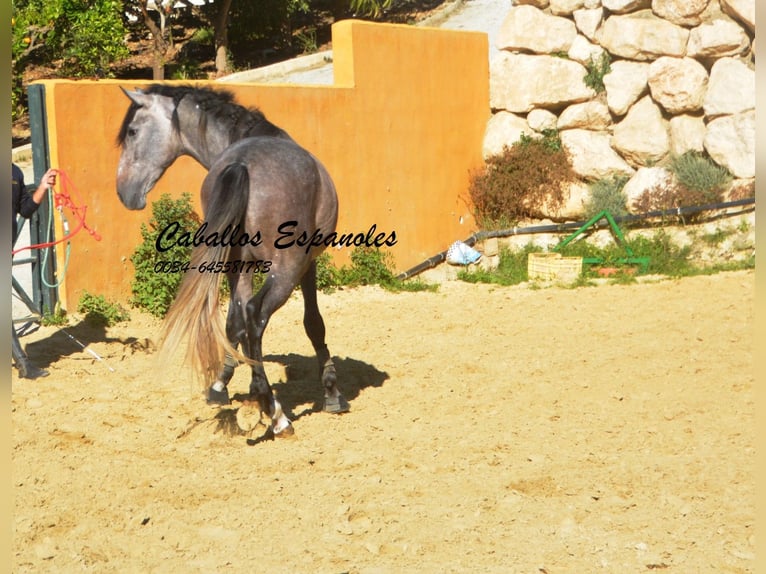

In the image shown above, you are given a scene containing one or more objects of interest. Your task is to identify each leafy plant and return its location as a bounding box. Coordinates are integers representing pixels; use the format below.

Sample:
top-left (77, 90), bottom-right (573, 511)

top-left (350, 0), bottom-right (393, 17)
top-left (584, 52), bottom-right (611, 93)
top-left (632, 153), bottom-right (732, 223)
top-left (58, 0), bottom-right (129, 77)
top-left (318, 247), bottom-right (436, 292)
top-left (130, 193), bottom-right (202, 318)
top-left (295, 27), bottom-right (318, 54)
top-left (468, 130), bottom-right (574, 227)
top-left (40, 302), bottom-right (68, 327)
top-left (584, 175), bottom-right (630, 220)
top-left (78, 291), bottom-right (130, 326)
top-left (667, 151), bottom-right (732, 198)
top-left (457, 244), bottom-right (540, 286)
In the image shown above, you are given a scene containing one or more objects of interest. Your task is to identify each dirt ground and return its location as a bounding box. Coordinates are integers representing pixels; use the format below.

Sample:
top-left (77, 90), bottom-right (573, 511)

top-left (11, 270), bottom-right (754, 573)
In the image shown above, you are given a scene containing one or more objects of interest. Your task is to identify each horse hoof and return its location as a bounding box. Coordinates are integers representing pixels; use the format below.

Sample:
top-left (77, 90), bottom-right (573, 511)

top-left (324, 394), bottom-right (350, 414)
top-left (272, 421), bottom-right (295, 438)
top-left (206, 385), bottom-right (231, 406)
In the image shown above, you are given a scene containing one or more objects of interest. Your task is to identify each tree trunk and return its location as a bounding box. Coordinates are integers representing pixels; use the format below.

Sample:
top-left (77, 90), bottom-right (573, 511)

top-left (214, 0), bottom-right (234, 76)
top-left (139, 3), bottom-right (168, 81)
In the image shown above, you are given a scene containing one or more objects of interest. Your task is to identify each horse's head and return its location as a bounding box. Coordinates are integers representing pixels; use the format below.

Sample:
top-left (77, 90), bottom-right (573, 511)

top-left (116, 87), bottom-right (181, 210)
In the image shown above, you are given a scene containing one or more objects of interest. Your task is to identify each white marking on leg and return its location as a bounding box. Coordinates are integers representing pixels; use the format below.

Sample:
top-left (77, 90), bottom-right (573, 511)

top-left (270, 398), bottom-right (292, 435)
top-left (211, 380), bottom-right (226, 393)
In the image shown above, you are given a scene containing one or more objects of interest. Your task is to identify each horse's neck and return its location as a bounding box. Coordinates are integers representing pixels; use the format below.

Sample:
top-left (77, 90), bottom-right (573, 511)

top-left (176, 102), bottom-right (294, 168)
top-left (179, 126), bottom-right (233, 169)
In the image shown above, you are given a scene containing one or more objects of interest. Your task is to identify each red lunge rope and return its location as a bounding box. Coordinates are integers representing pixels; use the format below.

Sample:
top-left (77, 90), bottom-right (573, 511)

top-left (12, 169), bottom-right (101, 256)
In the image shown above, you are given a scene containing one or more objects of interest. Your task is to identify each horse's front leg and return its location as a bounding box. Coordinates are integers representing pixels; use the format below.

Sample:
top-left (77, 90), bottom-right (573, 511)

top-left (245, 278), bottom-right (294, 436)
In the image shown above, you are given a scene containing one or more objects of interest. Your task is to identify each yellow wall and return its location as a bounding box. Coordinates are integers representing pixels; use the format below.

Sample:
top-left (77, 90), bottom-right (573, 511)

top-left (36, 20), bottom-right (489, 308)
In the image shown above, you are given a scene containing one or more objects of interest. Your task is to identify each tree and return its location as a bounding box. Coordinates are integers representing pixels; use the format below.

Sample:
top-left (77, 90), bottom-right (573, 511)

top-left (124, 0), bottom-right (229, 79)
top-left (12, 0), bottom-right (128, 120)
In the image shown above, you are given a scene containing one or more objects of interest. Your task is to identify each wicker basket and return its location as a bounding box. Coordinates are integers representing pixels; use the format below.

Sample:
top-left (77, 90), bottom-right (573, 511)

top-left (527, 252), bottom-right (583, 282)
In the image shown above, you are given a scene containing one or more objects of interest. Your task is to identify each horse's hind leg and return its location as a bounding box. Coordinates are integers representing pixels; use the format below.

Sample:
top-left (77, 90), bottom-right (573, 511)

top-left (244, 277), bottom-right (294, 436)
top-left (300, 261), bottom-right (349, 414)
top-left (208, 273), bottom-right (250, 406)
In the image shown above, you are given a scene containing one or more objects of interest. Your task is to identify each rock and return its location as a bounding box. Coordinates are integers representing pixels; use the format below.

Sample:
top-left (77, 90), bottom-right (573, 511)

top-left (527, 108), bottom-right (558, 132)
top-left (596, 10), bottom-right (690, 61)
top-left (550, 0), bottom-right (585, 16)
top-left (622, 167), bottom-right (674, 213)
top-left (668, 114), bottom-right (706, 155)
top-left (612, 96), bottom-right (670, 166)
top-left (496, 5), bottom-right (578, 54)
top-left (558, 100), bottom-right (612, 130)
top-left (651, 0), bottom-right (710, 27)
top-left (704, 110), bottom-right (755, 178)
top-left (719, 0), bottom-right (754, 33)
top-left (602, 0), bottom-right (651, 14)
top-left (687, 17), bottom-right (751, 59)
top-left (514, 0), bottom-right (550, 8)
top-left (568, 34), bottom-right (606, 65)
top-left (603, 60), bottom-right (649, 116)
top-left (482, 111), bottom-right (531, 159)
top-left (551, 180), bottom-right (590, 219)
top-left (703, 57), bottom-right (755, 118)
top-left (560, 129), bottom-right (635, 180)
top-left (573, 8), bottom-right (603, 40)
top-left (490, 53), bottom-right (596, 113)
top-left (648, 57), bottom-right (708, 114)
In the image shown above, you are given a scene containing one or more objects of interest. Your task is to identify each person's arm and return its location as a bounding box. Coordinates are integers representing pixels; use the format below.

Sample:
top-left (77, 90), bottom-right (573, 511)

top-left (18, 168), bottom-right (57, 218)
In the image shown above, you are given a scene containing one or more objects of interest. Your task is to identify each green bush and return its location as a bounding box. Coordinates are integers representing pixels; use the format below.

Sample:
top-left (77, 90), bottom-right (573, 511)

top-left (317, 247), bottom-right (435, 292)
top-left (584, 175), bottom-right (630, 220)
top-left (631, 152), bottom-right (732, 222)
top-left (130, 193), bottom-right (202, 318)
top-left (468, 130), bottom-right (574, 227)
top-left (667, 151), bottom-right (732, 198)
top-left (78, 291), bottom-right (130, 326)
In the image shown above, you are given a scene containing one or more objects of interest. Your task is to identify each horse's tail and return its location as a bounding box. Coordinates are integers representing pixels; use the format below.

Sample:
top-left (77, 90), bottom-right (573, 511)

top-left (159, 162), bottom-right (252, 387)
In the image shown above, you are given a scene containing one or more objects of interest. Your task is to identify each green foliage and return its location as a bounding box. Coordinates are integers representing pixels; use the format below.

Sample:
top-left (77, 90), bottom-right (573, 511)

top-left (12, 0), bottom-right (127, 120)
top-left (457, 228), bottom-right (753, 287)
top-left (584, 52), bottom-right (611, 93)
top-left (40, 302), bottom-right (68, 327)
top-left (584, 175), bottom-right (630, 220)
top-left (350, 0), bottom-right (393, 17)
top-left (130, 193), bottom-right (202, 318)
top-left (457, 245), bottom-right (540, 286)
top-left (57, 0), bottom-right (129, 77)
top-left (667, 151), bottom-right (732, 197)
top-left (295, 27), bottom-right (318, 54)
top-left (468, 130), bottom-right (574, 227)
top-left (631, 152), bottom-right (732, 222)
top-left (78, 291), bottom-right (130, 326)
top-left (318, 247), bottom-right (436, 292)
top-left (227, 0), bottom-right (310, 59)
top-left (315, 251), bottom-right (340, 291)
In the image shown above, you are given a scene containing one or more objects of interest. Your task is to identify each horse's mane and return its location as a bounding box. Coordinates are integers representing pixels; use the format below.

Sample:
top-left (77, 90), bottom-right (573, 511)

top-left (116, 84), bottom-right (287, 146)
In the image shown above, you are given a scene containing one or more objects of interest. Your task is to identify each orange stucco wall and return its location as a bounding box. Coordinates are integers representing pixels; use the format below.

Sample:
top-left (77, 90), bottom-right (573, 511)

top-left (36, 19), bottom-right (489, 308)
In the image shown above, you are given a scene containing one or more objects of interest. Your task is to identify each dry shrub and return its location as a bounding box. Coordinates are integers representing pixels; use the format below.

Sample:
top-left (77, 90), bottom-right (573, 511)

top-left (468, 132), bottom-right (575, 227)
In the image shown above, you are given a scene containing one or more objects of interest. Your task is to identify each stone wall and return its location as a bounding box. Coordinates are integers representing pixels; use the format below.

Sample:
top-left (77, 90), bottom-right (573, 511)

top-left (484, 0), bottom-right (755, 220)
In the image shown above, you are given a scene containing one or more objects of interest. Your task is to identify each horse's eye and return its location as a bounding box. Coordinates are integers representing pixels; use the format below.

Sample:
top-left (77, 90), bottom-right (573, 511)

top-left (127, 127), bottom-right (137, 138)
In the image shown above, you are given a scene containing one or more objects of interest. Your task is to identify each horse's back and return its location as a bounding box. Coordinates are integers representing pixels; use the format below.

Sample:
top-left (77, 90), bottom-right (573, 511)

top-left (201, 136), bottom-right (338, 261)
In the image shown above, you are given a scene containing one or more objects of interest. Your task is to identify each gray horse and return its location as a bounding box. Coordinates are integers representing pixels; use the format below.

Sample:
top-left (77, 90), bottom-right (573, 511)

top-left (116, 84), bottom-right (348, 437)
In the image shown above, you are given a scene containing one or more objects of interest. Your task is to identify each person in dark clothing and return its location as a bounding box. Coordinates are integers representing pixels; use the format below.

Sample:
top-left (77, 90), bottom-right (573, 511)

top-left (12, 163), bottom-right (57, 379)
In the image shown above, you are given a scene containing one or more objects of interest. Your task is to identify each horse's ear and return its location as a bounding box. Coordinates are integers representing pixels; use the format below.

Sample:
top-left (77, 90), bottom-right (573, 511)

top-left (120, 86), bottom-right (150, 107)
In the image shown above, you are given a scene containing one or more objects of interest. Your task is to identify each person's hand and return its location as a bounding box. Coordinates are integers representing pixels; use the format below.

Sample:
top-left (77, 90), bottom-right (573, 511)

top-left (33, 168), bottom-right (58, 204)
top-left (40, 168), bottom-right (58, 189)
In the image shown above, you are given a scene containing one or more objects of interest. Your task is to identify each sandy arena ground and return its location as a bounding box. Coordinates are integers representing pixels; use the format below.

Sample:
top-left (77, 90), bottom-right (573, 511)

top-left (12, 271), bottom-right (755, 573)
